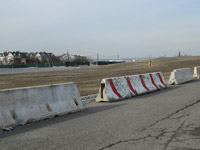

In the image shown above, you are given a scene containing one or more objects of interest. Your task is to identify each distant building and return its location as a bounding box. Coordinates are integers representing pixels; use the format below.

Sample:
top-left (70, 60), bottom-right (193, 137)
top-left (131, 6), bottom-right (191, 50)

top-left (3, 52), bottom-right (14, 65)
top-left (35, 52), bottom-right (42, 62)
top-left (60, 53), bottom-right (89, 63)
top-left (0, 53), bottom-right (4, 65)
top-left (0, 51), bottom-right (61, 65)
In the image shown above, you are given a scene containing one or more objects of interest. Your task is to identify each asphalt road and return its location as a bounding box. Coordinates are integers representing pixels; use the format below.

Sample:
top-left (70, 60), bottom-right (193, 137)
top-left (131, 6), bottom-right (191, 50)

top-left (1, 80), bottom-right (200, 150)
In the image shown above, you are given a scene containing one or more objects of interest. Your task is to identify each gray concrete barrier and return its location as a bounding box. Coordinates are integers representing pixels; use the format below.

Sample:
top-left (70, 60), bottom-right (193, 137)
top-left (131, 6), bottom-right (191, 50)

top-left (194, 67), bottom-right (200, 79)
top-left (0, 83), bottom-right (84, 129)
top-left (168, 68), bottom-right (193, 85)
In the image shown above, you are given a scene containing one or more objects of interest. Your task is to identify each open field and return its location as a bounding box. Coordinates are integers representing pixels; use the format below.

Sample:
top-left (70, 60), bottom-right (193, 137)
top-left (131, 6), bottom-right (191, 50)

top-left (0, 56), bottom-right (200, 96)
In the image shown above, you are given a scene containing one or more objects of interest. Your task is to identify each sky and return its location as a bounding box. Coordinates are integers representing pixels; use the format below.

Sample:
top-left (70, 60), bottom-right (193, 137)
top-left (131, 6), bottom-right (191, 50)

top-left (0, 0), bottom-right (200, 59)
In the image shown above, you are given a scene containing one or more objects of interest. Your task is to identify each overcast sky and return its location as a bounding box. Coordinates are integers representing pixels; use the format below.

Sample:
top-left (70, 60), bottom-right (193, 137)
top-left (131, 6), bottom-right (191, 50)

top-left (0, 0), bottom-right (200, 58)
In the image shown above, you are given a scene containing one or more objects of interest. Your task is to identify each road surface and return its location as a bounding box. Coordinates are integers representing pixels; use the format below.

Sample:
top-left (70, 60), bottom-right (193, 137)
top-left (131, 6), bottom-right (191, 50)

top-left (1, 80), bottom-right (200, 150)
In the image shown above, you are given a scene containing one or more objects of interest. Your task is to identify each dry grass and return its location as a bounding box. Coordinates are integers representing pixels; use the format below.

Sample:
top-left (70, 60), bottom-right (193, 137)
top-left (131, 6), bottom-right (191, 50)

top-left (0, 56), bottom-right (200, 96)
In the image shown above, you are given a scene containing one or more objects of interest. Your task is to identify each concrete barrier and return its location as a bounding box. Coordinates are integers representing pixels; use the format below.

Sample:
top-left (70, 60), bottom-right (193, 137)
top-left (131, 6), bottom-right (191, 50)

top-left (0, 83), bottom-right (84, 129)
top-left (140, 74), bottom-right (157, 92)
top-left (96, 77), bottom-right (131, 102)
top-left (150, 72), bottom-right (167, 89)
top-left (168, 68), bottom-right (193, 85)
top-left (96, 72), bottom-right (167, 102)
top-left (126, 72), bottom-right (167, 95)
top-left (194, 67), bottom-right (200, 79)
top-left (126, 75), bottom-right (152, 95)
top-left (126, 75), bottom-right (143, 95)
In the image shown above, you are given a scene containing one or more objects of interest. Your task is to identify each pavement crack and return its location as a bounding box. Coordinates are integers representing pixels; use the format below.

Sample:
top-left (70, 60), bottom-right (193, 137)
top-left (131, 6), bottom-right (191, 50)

top-left (98, 132), bottom-right (166, 150)
top-left (98, 137), bottom-right (146, 150)
top-left (140, 99), bottom-right (200, 132)
top-left (162, 121), bottom-right (185, 150)
top-left (98, 99), bottom-right (200, 150)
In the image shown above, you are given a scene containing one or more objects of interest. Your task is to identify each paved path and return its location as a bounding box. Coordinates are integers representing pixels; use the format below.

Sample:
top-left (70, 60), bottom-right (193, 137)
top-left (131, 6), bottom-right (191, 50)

top-left (1, 80), bottom-right (200, 150)
top-left (0, 67), bottom-right (78, 75)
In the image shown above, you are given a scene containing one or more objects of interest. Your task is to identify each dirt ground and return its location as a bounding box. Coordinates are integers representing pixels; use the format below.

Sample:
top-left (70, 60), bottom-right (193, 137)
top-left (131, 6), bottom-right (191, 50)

top-left (0, 56), bottom-right (200, 96)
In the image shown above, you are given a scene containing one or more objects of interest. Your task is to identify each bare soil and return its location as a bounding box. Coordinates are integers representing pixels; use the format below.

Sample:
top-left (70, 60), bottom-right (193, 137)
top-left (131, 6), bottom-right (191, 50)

top-left (0, 56), bottom-right (200, 96)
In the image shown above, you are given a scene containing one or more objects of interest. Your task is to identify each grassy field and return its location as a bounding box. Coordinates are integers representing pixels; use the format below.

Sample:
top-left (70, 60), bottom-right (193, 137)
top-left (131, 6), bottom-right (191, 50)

top-left (0, 56), bottom-right (200, 96)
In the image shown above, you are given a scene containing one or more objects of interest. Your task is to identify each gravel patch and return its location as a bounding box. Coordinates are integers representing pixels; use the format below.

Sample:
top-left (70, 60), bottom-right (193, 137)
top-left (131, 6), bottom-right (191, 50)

top-left (81, 93), bottom-right (98, 105)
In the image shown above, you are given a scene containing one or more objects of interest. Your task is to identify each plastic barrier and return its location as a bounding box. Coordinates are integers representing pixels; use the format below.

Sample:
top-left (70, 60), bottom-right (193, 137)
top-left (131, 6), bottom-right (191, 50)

top-left (96, 77), bottom-right (131, 102)
top-left (96, 72), bottom-right (167, 102)
top-left (0, 83), bottom-right (84, 129)
top-left (194, 67), bottom-right (200, 79)
top-left (168, 68), bottom-right (193, 85)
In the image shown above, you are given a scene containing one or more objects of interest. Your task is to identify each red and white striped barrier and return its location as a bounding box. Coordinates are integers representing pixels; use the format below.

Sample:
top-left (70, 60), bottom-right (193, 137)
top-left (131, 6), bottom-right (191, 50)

top-left (96, 72), bottom-right (167, 102)
top-left (96, 77), bottom-right (131, 102)
top-left (126, 72), bottom-right (167, 95)
top-left (126, 75), bottom-right (148, 95)
top-left (149, 72), bottom-right (167, 89)
top-left (139, 74), bottom-right (157, 92)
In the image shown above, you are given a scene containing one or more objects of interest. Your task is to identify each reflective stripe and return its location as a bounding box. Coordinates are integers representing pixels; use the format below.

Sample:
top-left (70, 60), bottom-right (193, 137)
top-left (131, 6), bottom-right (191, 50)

top-left (149, 74), bottom-right (159, 89)
top-left (157, 73), bottom-right (167, 87)
top-left (108, 79), bottom-right (122, 98)
top-left (126, 77), bottom-right (137, 95)
top-left (139, 75), bottom-right (150, 91)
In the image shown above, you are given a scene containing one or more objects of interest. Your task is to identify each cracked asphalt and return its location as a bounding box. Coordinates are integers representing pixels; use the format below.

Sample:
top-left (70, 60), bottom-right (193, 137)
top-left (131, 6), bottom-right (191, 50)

top-left (1, 80), bottom-right (200, 150)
